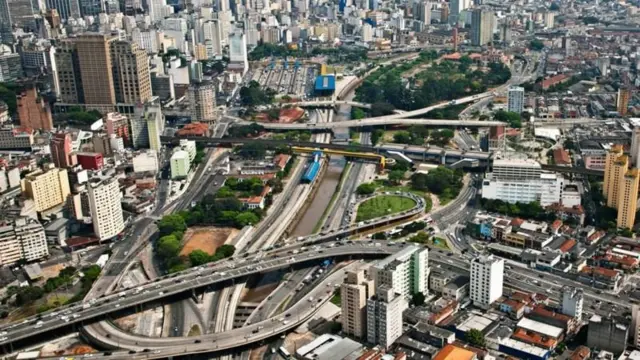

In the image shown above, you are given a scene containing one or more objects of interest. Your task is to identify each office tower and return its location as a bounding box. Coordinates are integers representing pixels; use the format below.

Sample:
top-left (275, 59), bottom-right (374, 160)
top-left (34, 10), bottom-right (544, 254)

top-left (51, 132), bottom-right (75, 168)
top-left (482, 158), bottom-right (564, 206)
top-left (76, 33), bottom-right (117, 106)
top-left (341, 268), bottom-right (375, 339)
top-left (110, 40), bottom-right (152, 104)
top-left (449, 0), bottom-right (468, 24)
top-left (0, 0), bottom-right (39, 33)
top-left (507, 86), bottom-right (524, 114)
top-left (470, 255), bottom-right (504, 309)
top-left (88, 177), bottom-right (124, 241)
top-left (55, 40), bottom-right (84, 104)
top-left (17, 86), bottom-right (53, 131)
top-left (418, 1), bottom-right (431, 23)
top-left (45, 0), bottom-right (80, 20)
top-left (148, 0), bottom-right (166, 22)
top-left (21, 165), bottom-right (71, 213)
top-left (78, 0), bottom-right (101, 16)
top-left (0, 51), bottom-right (24, 82)
top-left (366, 286), bottom-right (406, 350)
top-left (440, 3), bottom-right (449, 22)
top-left (188, 81), bottom-right (216, 124)
top-left (617, 87), bottom-right (630, 116)
top-left (471, 8), bottom-right (494, 46)
top-left (632, 305), bottom-right (640, 348)
top-left (0, 218), bottom-right (48, 266)
top-left (188, 61), bottom-right (203, 83)
top-left (371, 245), bottom-right (429, 300)
top-left (202, 19), bottom-right (222, 56)
top-left (229, 32), bottom-right (249, 74)
top-left (561, 286), bottom-right (583, 321)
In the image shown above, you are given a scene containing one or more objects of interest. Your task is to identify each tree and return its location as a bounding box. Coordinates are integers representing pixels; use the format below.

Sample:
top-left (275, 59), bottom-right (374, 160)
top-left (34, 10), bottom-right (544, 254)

top-left (408, 231), bottom-right (430, 243)
top-left (388, 170), bottom-right (405, 185)
top-left (493, 110), bottom-right (522, 128)
top-left (370, 102), bottom-right (396, 117)
top-left (189, 250), bottom-right (211, 266)
top-left (529, 39), bottom-right (545, 51)
top-left (235, 212), bottom-right (260, 227)
top-left (466, 329), bottom-right (486, 348)
top-left (83, 265), bottom-right (102, 283)
top-left (412, 292), bottom-right (426, 306)
top-left (238, 143), bottom-right (266, 159)
top-left (549, 2), bottom-right (560, 10)
top-left (158, 214), bottom-right (187, 237)
top-left (356, 183), bottom-right (377, 195)
top-left (393, 131), bottom-right (412, 144)
top-left (157, 235), bottom-right (181, 260)
top-left (15, 286), bottom-right (45, 306)
top-left (430, 129), bottom-right (455, 147)
top-left (216, 244), bottom-right (236, 258)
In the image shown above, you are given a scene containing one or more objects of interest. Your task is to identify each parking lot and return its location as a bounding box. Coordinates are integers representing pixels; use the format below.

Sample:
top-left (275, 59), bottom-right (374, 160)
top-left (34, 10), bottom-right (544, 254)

top-left (248, 64), bottom-right (318, 99)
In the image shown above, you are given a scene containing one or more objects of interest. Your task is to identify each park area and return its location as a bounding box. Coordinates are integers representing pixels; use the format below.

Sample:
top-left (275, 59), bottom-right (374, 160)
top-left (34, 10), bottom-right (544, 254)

top-left (356, 195), bottom-right (416, 222)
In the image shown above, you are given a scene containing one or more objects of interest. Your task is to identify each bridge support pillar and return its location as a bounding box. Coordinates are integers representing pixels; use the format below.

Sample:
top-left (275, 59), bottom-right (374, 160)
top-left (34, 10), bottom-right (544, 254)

top-left (441, 154), bottom-right (447, 165)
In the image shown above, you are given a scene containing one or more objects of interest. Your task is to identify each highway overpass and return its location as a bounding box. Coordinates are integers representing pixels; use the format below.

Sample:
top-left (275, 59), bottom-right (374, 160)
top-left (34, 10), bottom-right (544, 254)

top-left (233, 118), bottom-right (507, 130)
top-left (160, 137), bottom-right (493, 167)
top-left (0, 192), bottom-right (425, 349)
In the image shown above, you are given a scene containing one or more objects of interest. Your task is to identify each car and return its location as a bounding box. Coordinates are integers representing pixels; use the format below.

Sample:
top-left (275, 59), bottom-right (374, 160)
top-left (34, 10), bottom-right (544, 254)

top-left (128, 351), bottom-right (136, 354)
top-left (194, 339), bottom-right (202, 343)
top-left (103, 352), bottom-right (112, 356)
top-left (142, 349), bottom-right (150, 353)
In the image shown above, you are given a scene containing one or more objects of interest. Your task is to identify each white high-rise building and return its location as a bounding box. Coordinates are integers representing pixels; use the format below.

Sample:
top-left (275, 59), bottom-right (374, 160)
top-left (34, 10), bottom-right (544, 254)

top-left (481, 158), bottom-right (565, 206)
top-left (148, 0), bottom-right (167, 22)
top-left (229, 32), bottom-right (249, 74)
top-left (561, 286), bottom-right (584, 321)
top-left (470, 255), bottom-right (503, 309)
top-left (371, 245), bottom-right (429, 300)
top-left (341, 268), bottom-right (375, 339)
top-left (0, 218), bottom-right (48, 265)
top-left (362, 23), bottom-right (373, 42)
top-left (202, 20), bottom-right (222, 56)
top-left (88, 177), bottom-right (125, 241)
top-left (507, 86), bottom-right (525, 114)
top-left (366, 286), bottom-right (406, 349)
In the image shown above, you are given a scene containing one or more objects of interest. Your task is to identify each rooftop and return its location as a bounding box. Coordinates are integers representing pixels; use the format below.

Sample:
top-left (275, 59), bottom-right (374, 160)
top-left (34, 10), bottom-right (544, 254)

top-left (516, 318), bottom-right (563, 338)
top-left (432, 344), bottom-right (475, 360)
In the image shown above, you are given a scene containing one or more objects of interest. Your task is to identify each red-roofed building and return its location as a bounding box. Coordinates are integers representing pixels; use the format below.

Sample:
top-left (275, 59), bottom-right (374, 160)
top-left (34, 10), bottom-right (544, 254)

top-left (499, 299), bottom-right (525, 319)
top-left (239, 185), bottom-right (271, 209)
top-left (569, 346), bottom-right (590, 360)
top-left (598, 253), bottom-right (639, 271)
top-left (511, 218), bottom-right (525, 227)
top-left (273, 154), bottom-right (291, 170)
top-left (554, 148), bottom-right (571, 166)
top-left (578, 266), bottom-right (622, 291)
top-left (511, 328), bottom-right (557, 349)
top-left (541, 74), bottom-right (570, 90)
top-left (551, 220), bottom-right (563, 234)
top-left (528, 305), bottom-right (577, 333)
top-left (176, 122), bottom-right (210, 137)
top-left (559, 239), bottom-right (576, 253)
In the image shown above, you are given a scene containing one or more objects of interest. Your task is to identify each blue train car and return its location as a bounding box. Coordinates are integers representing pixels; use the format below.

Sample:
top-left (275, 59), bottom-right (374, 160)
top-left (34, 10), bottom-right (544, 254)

top-left (302, 161), bottom-right (320, 183)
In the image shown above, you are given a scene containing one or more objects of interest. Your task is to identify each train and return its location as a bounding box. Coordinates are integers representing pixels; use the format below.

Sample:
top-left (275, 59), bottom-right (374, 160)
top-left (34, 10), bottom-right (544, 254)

top-left (301, 151), bottom-right (322, 183)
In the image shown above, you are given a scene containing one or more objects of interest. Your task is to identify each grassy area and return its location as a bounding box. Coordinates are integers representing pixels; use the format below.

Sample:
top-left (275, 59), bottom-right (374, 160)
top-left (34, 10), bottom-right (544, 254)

top-left (373, 181), bottom-right (433, 212)
top-left (356, 195), bottom-right (417, 222)
top-left (330, 289), bottom-right (341, 306)
top-left (188, 325), bottom-right (201, 337)
top-left (431, 237), bottom-right (450, 250)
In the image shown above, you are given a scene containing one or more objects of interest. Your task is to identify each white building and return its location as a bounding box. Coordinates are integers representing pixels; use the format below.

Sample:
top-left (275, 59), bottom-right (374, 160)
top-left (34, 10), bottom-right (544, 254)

top-left (366, 285), bottom-right (406, 349)
top-left (132, 151), bottom-right (159, 173)
top-left (202, 20), bottom-right (222, 56)
top-left (632, 305), bottom-right (640, 348)
top-left (170, 150), bottom-right (190, 179)
top-left (88, 178), bottom-right (124, 241)
top-left (371, 245), bottom-right (429, 300)
top-left (631, 126), bottom-right (640, 169)
top-left (561, 286), bottom-right (583, 321)
top-left (470, 255), bottom-right (504, 309)
top-left (362, 23), bottom-right (373, 42)
top-left (0, 218), bottom-right (48, 266)
top-left (179, 139), bottom-right (197, 163)
top-left (507, 86), bottom-right (525, 114)
top-left (229, 32), bottom-right (249, 74)
top-left (482, 158), bottom-right (564, 206)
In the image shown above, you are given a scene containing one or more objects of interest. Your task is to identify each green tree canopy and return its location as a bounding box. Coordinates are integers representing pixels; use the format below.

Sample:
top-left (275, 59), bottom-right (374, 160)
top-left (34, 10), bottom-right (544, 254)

top-left (158, 214), bottom-right (187, 237)
top-left (529, 39), bottom-right (545, 51)
top-left (493, 110), bottom-right (522, 128)
top-left (356, 183), bottom-right (377, 195)
top-left (388, 170), bottom-right (405, 185)
top-left (157, 234), bottom-right (181, 260)
top-left (189, 250), bottom-right (211, 267)
top-left (412, 292), bottom-right (426, 306)
top-left (235, 212), bottom-right (260, 227)
top-left (466, 329), bottom-right (486, 348)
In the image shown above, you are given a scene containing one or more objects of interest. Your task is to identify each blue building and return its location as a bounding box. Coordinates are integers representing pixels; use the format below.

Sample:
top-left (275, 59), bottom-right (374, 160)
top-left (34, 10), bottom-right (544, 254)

top-left (314, 75), bottom-right (336, 96)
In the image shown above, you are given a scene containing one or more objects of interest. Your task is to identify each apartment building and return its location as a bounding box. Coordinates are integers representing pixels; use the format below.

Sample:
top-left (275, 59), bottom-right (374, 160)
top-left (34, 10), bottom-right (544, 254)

top-left (507, 86), bottom-right (525, 114)
top-left (0, 218), bottom-right (48, 266)
top-left (88, 177), bottom-right (124, 241)
top-left (371, 245), bottom-right (429, 300)
top-left (366, 285), bottom-right (406, 349)
top-left (603, 145), bottom-right (640, 229)
top-left (341, 268), bottom-right (375, 339)
top-left (188, 81), bottom-right (217, 124)
top-left (0, 126), bottom-right (34, 149)
top-left (561, 286), bottom-right (584, 321)
top-left (470, 255), bottom-right (504, 309)
top-left (21, 165), bottom-right (71, 213)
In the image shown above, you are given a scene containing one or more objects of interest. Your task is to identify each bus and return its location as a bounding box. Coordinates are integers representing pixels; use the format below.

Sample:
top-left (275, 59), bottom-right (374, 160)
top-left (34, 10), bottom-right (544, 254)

top-left (279, 346), bottom-right (291, 358)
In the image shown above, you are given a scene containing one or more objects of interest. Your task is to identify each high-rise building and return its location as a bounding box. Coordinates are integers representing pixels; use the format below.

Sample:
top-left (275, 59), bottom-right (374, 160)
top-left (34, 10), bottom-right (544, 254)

top-left (507, 86), bottom-right (524, 114)
top-left (51, 132), bottom-right (75, 168)
top-left (418, 1), bottom-right (431, 24)
top-left (45, 0), bottom-right (80, 20)
top-left (148, 0), bottom-right (166, 22)
top-left (481, 158), bottom-right (564, 206)
top-left (632, 305), bottom-right (640, 348)
top-left (366, 286), bottom-right (406, 349)
top-left (75, 33), bottom-right (117, 106)
top-left (202, 19), bottom-right (222, 56)
top-left (470, 255), bottom-right (503, 309)
top-left (0, 0), bottom-right (39, 35)
top-left (561, 286), bottom-right (583, 321)
top-left (544, 12), bottom-right (555, 28)
top-left (0, 218), bottom-right (48, 266)
top-left (188, 81), bottom-right (216, 124)
top-left (0, 51), bottom-right (24, 82)
top-left (17, 86), bottom-right (53, 131)
top-left (78, 0), bottom-right (101, 16)
top-left (21, 165), bottom-right (71, 213)
top-left (602, 144), bottom-right (640, 228)
top-left (440, 2), bottom-right (449, 22)
top-left (110, 40), bottom-right (152, 104)
top-left (617, 87), bottom-right (630, 116)
top-left (448, 0), bottom-right (468, 24)
top-left (55, 40), bottom-right (84, 104)
top-left (631, 127), bottom-right (640, 168)
top-left (471, 8), bottom-right (494, 46)
top-left (146, 105), bottom-right (163, 152)
top-left (371, 245), bottom-right (429, 300)
top-left (587, 315), bottom-right (628, 354)
top-left (88, 177), bottom-right (124, 241)
top-left (229, 32), bottom-right (249, 74)
top-left (341, 268), bottom-right (375, 339)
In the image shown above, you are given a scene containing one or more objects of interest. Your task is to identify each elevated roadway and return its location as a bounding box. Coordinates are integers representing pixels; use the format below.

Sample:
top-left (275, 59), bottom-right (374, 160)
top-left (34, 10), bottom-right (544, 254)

top-left (0, 192), bottom-right (425, 349)
top-left (233, 118), bottom-right (507, 130)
